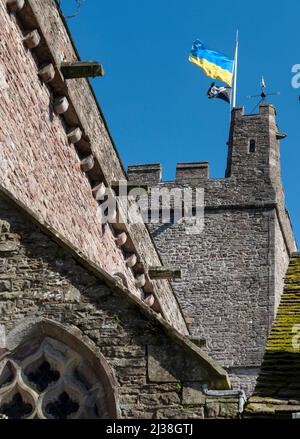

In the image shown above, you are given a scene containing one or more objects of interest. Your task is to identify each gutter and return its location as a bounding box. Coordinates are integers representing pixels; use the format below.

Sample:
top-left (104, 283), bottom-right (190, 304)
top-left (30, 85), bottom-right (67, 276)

top-left (202, 384), bottom-right (246, 414)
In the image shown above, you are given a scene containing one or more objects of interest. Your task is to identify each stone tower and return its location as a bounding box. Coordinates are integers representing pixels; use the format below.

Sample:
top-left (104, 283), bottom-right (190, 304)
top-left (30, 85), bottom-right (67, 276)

top-left (0, 0), bottom-right (243, 419)
top-left (128, 103), bottom-right (297, 395)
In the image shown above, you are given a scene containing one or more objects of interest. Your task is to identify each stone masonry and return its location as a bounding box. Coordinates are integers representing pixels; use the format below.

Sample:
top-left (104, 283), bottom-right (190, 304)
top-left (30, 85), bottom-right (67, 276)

top-left (0, 0), bottom-right (187, 333)
top-left (128, 104), bottom-right (297, 396)
top-left (0, 0), bottom-right (297, 419)
top-left (0, 193), bottom-right (241, 419)
top-left (245, 254), bottom-right (300, 418)
top-left (0, 0), bottom-right (246, 419)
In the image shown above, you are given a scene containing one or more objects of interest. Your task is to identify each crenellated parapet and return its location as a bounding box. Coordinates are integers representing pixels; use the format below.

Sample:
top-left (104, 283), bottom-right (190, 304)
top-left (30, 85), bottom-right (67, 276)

top-left (128, 104), bottom-right (297, 396)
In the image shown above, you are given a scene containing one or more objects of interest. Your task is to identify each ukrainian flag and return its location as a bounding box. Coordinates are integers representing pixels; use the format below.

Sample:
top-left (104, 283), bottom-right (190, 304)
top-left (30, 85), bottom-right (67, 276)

top-left (189, 40), bottom-right (234, 86)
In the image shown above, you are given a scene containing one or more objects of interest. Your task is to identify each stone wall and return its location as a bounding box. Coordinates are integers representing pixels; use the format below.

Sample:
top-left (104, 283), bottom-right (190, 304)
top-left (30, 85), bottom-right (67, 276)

top-left (127, 164), bottom-right (162, 185)
top-left (148, 207), bottom-right (273, 396)
top-left (244, 254), bottom-right (300, 418)
top-left (0, 195), bottom-right (240, 419)
top-left (0, 0), bottom-right (187, 334)
top-left (175, 162), bottom-right (210, 183)
top-left (274, 214), bottom-right (290, 313)
top-left (128, 104), bottom-right (297, 396)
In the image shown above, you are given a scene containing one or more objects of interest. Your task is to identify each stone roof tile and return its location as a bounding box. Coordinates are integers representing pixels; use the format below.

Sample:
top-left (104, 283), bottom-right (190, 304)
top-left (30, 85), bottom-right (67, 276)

top-left (245, 254), bottom-right (300, 416)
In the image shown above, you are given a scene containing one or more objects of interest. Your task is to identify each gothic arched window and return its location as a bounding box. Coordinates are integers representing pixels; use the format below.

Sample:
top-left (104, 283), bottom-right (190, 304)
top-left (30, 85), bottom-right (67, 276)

top-left (0, 319), bottom-right (119, 419)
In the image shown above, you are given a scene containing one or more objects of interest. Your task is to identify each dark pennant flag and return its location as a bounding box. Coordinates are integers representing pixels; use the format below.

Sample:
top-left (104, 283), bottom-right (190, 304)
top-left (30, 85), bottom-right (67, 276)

top-left (207, 82), bottom-right (231, 103)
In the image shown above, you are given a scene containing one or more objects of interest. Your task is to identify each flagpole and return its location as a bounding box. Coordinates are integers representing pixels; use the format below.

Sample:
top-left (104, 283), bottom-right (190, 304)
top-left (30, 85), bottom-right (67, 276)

top-left (232, 30), bottom-right (239, 109)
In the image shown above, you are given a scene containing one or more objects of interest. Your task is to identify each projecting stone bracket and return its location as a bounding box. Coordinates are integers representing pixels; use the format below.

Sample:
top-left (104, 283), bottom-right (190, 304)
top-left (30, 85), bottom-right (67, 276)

top-left (60, 61), bottom-right (104, 79)
top-left (148, 267), bottom-right (182, 280)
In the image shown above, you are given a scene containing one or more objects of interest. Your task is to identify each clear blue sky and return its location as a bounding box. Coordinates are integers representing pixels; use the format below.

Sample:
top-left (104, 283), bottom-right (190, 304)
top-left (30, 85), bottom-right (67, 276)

top-left (60, 0), bottom-right (300, 246)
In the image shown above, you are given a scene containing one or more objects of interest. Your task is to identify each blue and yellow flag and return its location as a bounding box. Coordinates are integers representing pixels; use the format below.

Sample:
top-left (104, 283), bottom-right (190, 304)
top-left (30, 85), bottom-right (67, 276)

top-left (189, 40), bottom-right (234, 86)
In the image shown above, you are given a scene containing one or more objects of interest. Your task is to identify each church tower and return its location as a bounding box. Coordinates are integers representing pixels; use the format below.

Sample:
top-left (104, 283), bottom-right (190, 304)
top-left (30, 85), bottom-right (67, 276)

top-left (128, 103), bottom-right (297, 395)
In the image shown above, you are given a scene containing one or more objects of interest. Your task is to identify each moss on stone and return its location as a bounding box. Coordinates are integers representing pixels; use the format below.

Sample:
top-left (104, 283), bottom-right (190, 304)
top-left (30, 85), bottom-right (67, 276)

top-left (245, 255), bottom-right (300, 416)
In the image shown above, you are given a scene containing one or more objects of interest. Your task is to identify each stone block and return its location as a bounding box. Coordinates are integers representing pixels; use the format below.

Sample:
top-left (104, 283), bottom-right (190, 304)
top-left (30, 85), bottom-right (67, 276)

top-left (147, 344), bottom-right (208, 382)
top-left (219, 402), bottom-right (239, 418)
top-left (205, 401), bottom-right (220, 418)
top-left (0, 242), bottom-right (18, 252)
top-left (0, 280), bottom-right (10, 292)
top-left (182, 382), bottom-right (206, 405)
top-left (156, 407), bottom-right (205, 419)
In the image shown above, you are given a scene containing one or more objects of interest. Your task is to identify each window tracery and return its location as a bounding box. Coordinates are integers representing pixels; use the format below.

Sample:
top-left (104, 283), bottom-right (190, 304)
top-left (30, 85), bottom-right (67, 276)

top-left (0, 335), bottom-right (115, 419)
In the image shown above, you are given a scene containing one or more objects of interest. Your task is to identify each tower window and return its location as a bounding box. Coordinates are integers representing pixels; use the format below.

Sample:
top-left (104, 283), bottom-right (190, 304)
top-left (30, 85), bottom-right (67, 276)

top-left (249, 139), bottom-right (256, 153)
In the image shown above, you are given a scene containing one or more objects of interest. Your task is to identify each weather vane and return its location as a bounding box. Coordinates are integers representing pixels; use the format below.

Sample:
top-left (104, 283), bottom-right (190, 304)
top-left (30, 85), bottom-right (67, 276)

top-left (247, 77), bottom-right (280, 113)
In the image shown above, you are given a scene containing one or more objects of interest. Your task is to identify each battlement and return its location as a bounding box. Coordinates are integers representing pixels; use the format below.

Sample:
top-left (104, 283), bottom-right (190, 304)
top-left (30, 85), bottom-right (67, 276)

top-left (128, 103), bottom-right (286, 187)
top-left (176, 162), bottom-right (210, 182)
top-left (127, 163), bottom-right (162, 184)
top-left (226, 102), bottom-right (285, 179)
top-left (128, 162), bottom-right (210, 184)
top-left (128, 101), bottom-right (297, 396)
top-left (231, 102), bottom-right (276, 118)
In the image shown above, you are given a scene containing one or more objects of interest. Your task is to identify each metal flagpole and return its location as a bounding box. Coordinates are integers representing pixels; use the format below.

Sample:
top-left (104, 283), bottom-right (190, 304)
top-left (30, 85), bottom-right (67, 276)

top-left (232, 30), bottom-right (239, 109)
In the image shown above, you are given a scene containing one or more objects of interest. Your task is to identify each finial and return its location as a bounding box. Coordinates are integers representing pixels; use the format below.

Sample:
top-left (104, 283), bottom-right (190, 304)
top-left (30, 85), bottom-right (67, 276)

top-left (247, 77), bottom-right (280, 113)
top-left (260, 76), bottom-right (266, 100)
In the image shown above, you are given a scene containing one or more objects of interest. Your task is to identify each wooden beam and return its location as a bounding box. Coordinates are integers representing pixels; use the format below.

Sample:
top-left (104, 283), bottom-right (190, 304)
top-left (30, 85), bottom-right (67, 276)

top-left (148, 267), bottom-right (182, 280)
top-left (61, 62), bottom-right (104, 79)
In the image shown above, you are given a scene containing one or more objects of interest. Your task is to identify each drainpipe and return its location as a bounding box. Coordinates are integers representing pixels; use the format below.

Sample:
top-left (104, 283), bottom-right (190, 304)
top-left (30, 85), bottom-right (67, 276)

top-left (202, 384), bottom-right (246, 414)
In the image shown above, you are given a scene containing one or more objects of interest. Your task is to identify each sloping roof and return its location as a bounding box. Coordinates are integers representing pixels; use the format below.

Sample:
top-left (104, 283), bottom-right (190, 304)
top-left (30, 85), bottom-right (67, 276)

top-left (0, 184), bottom-right (231, 390)
top-left (4, 0), bottom-right (188, 335)
top-left (245, 253), bottom-right (300, 417)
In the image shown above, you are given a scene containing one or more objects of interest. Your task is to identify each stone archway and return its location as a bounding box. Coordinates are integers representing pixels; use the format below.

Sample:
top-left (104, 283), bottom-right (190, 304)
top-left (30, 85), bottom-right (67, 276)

top-left (0, 318), bottom-right (120, 419)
